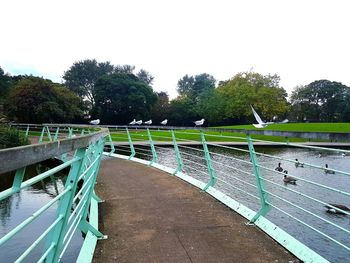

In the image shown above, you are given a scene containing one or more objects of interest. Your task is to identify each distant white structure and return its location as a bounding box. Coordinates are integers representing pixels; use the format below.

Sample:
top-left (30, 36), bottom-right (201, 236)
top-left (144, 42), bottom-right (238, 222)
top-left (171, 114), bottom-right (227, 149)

top-left (194, 118), bottom-right (205, 126)
top-left (160, 119), bottom-right (168, 125)
top-left (135, 120), bottom-right (142, 125)
top-left (129, 119), bottom-right (136, 125)
top-left (89, 119), bottom-right (100, 125)
top-left (145, 120), bottom-right (152, 125)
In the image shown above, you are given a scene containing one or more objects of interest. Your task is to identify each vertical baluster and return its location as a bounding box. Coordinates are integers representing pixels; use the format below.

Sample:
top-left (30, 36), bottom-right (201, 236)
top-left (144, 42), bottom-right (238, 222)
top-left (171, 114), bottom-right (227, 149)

top-left (46, 126), bottom-right (52, 142)
top-left (147, 128), bottom-right (157, 164)
top-left (107, 128), bottom-right (115, 156)
top-left (201, 131), bottom-right (217, 191)
top-left (24, 125), bottom-right (30, 139)
top-left (39, 127), bottom-right (45, 143)
top-left (172, 130), bottom-right (183, 175)
top-left (12, 167), bottom-right (26, 192)
top-left (247, 135), bottom-right (270, 223)
top-left (44, 148), bottom-right (87, 262)
top-left (53, 127), bottom-right (60, 141)
top-left (126, 128), bottom-right (136, 159)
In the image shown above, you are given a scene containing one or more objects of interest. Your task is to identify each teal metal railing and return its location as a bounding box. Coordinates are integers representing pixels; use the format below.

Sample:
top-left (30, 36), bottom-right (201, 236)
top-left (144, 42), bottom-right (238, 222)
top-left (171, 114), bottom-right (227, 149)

top-left (4, 124), bottom-right (350, 262)
top-left (0, 124), bottom-right (109, 262)
top-left (103, 126), bottom-right (350, 263)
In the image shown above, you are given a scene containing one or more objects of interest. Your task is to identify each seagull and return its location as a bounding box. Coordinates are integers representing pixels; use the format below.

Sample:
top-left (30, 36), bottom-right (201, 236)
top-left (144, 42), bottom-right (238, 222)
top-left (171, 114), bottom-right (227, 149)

top-left (89, 119), bottom-right (100, 125)
top-left (194, 118), bottom-right (205, 127)
top-left (251, 106), bottom-right (268, 128)
top-left (144, 120), bottom-right (152, 125)
top-left (135, 120), bottom-right (142, 125)
top-left (160, 119), bottom-right (168, 125)
top-left (129, 119), bottom-right (136, 125)
top-left (251, 105), bottom-right (288, 128)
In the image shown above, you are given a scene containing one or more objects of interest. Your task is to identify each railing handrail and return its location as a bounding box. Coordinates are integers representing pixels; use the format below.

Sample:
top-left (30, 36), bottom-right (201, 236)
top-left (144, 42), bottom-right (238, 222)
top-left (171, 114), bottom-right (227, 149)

top-left (0, 127), bottom-right (109, 174)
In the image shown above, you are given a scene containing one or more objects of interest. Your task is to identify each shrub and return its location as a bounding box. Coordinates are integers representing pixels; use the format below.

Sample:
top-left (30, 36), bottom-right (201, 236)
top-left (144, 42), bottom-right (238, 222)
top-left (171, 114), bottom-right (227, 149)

top-left (0, 125), bottom-right (29, 149)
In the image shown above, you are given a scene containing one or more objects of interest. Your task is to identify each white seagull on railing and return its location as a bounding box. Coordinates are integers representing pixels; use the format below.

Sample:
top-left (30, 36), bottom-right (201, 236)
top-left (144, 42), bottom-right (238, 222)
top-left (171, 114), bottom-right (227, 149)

top-left (89, 119), bottom-right (100, 125)
top-left (194, 118), bottom-right (205, 127)
top-left (135, 120), bottom-right (142, 125)
top-left (160, 119), bottom-right (168, 125)
top-left (144, 120), bottom-right (152, 125)
top-left (251, 105), bottom-right (288, 128)
top-left (129, 119), bottom-right (136, 125)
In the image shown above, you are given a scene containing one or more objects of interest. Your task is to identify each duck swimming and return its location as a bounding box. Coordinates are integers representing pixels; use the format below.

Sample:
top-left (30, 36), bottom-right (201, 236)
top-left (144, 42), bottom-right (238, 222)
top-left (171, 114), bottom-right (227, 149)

top-left (325, 204), bottom-right (350, 215)
top-left (324, 164), bottom-right (335, 174)
top-left (283, 171), bottom-right (297, 185)
top-left (275, 163), bottom-right (283, 172)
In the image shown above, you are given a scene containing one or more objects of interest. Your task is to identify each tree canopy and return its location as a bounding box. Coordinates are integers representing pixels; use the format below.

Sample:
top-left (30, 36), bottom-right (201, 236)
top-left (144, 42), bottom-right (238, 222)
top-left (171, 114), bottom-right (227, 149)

top-left (6, 77), bottom-right (83, 123)
top-left (93, 73), bottom-right (157, 124)
top-left (290, 80), bottom-right (350, 122)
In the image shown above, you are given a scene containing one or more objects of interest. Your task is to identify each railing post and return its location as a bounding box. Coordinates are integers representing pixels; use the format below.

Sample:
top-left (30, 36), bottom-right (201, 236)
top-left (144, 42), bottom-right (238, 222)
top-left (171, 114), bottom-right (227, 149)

top-left (53, 127), bottom-right (60, 141)
top-left (147, 128), bottom-right (158, 164)
top-left (12, 167), bottom-right (26, 192)
top-left (126, 128), bottom-right (136, 159)
top-left (24, 125), bottom-right (30, 139)
top-left (39, 126), bottom-right (45, 143)
top-left (201, 132), bottom-right (217, 191)
top-left (107, 128), bottom-right (115, 156)
top-left (46, 126), bottom-right (52, 142)
top-left (172, 130), bottom-right (183, 175)
top-left (44, 147), bottom-right (87, 262)
top-left (247, 135), bottom-right (270, 223)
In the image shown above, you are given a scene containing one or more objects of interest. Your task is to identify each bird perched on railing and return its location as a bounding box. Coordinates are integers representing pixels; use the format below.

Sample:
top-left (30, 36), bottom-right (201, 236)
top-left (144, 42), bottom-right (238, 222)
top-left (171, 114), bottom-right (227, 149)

top-left (89, 119), bottom-right (100, 125)
top-left (160, 119), bottom-right (168, 125)
top-left (144, 120), bottom-right (152, 125)
top-left (295, 158), bottom-right (304, 168)
top-left (194, 118), bottom-right (205, 127)
top-left (283, 171), bottom-right (297, 185)
top-left (324, 164), bottom-right (335, 174)
top-left (129, 119), bottom-right (136, 125)
top-left (135, 120), bottom-right (142, 125)
top-left (325, 204), bottom-right (350, 215)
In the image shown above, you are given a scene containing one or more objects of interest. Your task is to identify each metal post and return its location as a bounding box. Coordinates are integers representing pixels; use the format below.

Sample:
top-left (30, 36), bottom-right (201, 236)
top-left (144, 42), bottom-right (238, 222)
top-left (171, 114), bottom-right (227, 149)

top-left (12, 167), bottom-right (26, 192)
top-left (201, 132), bottom-right (217, 191)
top-left (39, 127), bottom-right (45, 143)
top-left (46, 126), bottom-right (52, 142)
top-left (247, 135), bottom-right (270, 223)
top-left (107, 128), bottom-right (115, 156)
top-left (25, 125), bottom-right (30, 139)
top-left (172, 130), bottom-right (183, 175)
top-left (68, 127), bottom-right (73, 138)
top-left (54, 127), bottom-right (60, 141)
top-left (147, 128), bottom-right (158, 164)
top-left (126, 128), bottom-right (136, 159)
top-left (44, 148), bottom-right (87, 262)
top-left (80, 129), bottom-right (85, 136)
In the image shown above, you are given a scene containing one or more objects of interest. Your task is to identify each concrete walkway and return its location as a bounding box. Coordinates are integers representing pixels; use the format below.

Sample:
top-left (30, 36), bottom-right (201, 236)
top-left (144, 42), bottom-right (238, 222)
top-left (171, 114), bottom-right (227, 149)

top-left (93, 158), bottom-right (296, 263)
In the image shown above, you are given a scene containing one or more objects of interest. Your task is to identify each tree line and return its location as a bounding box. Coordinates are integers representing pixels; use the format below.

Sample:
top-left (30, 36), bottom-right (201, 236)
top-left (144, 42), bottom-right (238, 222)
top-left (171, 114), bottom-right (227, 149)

top-left (1, 59), bottom-right (350, 125)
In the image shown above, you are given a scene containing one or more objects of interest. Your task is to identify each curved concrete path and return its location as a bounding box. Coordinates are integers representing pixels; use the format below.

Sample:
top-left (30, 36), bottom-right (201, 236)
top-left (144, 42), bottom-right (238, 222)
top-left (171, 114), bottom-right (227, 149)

top-left (93, 158), bottom-right (296, 263)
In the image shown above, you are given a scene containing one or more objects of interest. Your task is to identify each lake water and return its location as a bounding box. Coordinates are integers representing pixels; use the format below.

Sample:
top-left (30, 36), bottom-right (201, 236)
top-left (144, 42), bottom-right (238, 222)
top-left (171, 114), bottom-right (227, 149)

top-left (0, 161), bottom-right (83, 262)
top-left (1, 147), bottom-right (349, 262)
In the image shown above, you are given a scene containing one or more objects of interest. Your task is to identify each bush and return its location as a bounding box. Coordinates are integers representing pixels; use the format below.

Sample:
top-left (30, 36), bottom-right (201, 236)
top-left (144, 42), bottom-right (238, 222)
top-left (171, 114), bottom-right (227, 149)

top-left (0, 125), bottom-right (29, 149)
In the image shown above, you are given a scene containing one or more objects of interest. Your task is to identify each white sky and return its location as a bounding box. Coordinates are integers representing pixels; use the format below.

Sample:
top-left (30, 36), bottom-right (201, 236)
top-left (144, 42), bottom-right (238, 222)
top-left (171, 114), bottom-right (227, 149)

top-left (1, 0), bottom-right (349, 99)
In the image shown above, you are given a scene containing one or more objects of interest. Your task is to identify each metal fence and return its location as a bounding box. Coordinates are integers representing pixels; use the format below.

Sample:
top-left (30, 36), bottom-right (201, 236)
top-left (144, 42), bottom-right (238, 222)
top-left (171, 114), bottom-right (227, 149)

top-left (0, 124), bottom-right (108, 262)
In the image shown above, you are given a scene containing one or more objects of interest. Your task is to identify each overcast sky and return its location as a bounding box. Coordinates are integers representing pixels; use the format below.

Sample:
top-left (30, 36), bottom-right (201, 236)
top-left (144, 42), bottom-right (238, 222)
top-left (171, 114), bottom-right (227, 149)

top-left (1, 0), bottom-right (349, 99)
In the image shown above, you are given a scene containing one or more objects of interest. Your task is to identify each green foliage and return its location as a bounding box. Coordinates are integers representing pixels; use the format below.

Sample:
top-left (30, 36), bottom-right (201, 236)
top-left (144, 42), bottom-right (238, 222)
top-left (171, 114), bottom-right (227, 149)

top-left (290, 80), bottom-right (350, 122)
top-left (217, 72), bottom-right (289, 123)
top-left (5, 77), bottom-right (83, 123)
top-left (93, 73), bottom-right (157, 124)
top-left (0, 125), bottom-right (29, 149)
top-left (150, 92), bottom-right (170, 123)
top-left (177, 73), bottom-right (216, 100)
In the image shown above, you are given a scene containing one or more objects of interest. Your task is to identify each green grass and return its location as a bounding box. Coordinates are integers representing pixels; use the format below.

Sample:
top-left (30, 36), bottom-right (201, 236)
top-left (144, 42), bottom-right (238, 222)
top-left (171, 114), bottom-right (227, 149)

top-left (218, 123), bottom-right (350, 133)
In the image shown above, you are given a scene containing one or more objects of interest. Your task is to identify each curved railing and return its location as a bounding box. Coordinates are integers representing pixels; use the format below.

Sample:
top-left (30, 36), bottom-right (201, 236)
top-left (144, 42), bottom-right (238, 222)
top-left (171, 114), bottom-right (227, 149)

top-left (0, 124), bottom-right (109, 262)
top-left (102, 125), bottom-right (350, 263)
top-left (3, 124), bottom-right (350, 262)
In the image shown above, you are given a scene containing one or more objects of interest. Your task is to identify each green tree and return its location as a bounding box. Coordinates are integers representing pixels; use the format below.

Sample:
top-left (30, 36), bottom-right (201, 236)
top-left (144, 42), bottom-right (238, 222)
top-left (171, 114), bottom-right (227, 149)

top-left (0, 67), bottom-right (13, 102)
top-left (168, 96), bottom-right (198, 126)
top-left (93, 73), bottom-right (157, 124)
top-left (290, 80), bottom-right (350, 122)
top-left (150, 92), bottom-right (170, 123)
top-left (217, 72), bottom-right (288, 124)
top-left (63, 59), bottom-right (116, 108)
top-left (177, 73), bottom-right (216, 100)
top-left (6, 77), bottom-right (83, 123)
top-left (137, 69), bottom-right (154, 85)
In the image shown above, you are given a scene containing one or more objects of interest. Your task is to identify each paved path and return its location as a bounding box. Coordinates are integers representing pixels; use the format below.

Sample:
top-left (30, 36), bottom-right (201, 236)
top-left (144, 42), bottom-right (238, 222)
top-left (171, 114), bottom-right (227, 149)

top-left (93, 158), bottom-right (296, 263)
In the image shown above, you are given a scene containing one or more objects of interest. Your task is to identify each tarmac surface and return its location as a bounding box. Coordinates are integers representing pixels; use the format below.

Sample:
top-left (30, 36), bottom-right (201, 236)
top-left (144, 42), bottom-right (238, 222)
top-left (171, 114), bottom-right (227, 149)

top-left (93, 158), bottom-right (297, 263)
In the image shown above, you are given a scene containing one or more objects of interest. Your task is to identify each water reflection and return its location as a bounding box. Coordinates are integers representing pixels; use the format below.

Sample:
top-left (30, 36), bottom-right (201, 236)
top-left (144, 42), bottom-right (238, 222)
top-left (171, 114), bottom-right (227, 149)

top-left (0, 160), bottom-right (82, 262)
